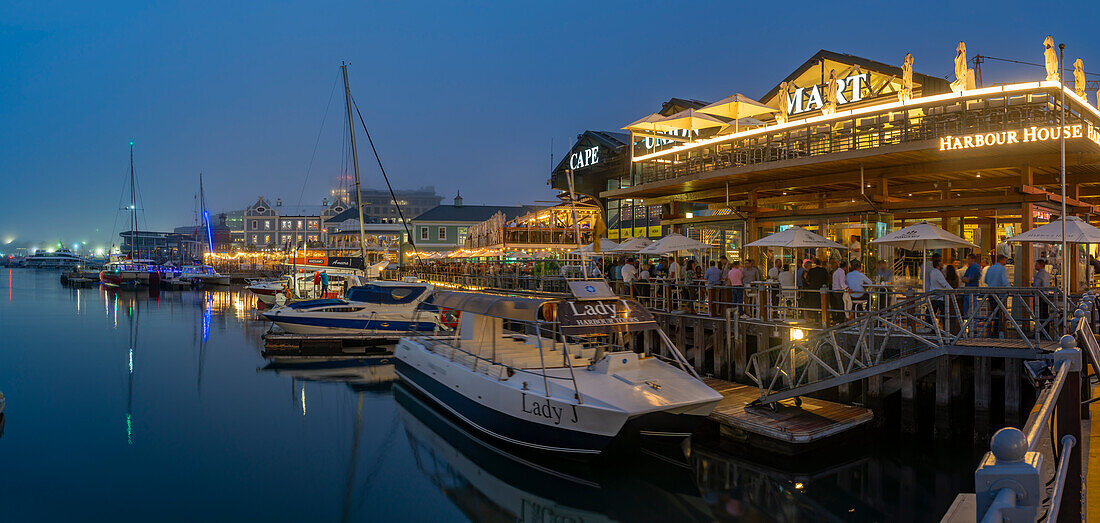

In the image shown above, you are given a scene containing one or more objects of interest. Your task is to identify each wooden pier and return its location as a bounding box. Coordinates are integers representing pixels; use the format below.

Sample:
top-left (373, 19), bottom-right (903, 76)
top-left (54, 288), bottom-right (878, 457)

top-left (262, 333), bottom-right (397, 359)
top-left (703, 378), bottom-right (873, 454)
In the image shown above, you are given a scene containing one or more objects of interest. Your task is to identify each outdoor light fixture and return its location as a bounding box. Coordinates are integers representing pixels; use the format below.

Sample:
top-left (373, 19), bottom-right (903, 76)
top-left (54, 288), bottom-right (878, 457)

top-left (790, 328), bottom-right (805, 341)
top-left (685, 212), bottom-right (694, 219)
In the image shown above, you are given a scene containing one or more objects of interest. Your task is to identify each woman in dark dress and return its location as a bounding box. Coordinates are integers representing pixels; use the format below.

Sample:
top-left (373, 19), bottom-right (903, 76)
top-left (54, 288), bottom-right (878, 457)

top-left (804, 259), bottom-right (831, 322)
top-left (944, 264), bottom-right (959, 289)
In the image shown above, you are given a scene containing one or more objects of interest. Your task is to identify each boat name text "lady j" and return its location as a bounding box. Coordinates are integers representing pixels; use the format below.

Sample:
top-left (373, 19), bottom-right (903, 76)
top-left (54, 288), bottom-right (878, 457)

top-left (521, 393), bottom-right (578, 425)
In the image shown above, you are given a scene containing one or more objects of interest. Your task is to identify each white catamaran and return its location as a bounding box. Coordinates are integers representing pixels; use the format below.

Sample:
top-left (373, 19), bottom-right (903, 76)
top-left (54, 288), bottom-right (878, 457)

top-left (394, 285), bottom-right (722, 455)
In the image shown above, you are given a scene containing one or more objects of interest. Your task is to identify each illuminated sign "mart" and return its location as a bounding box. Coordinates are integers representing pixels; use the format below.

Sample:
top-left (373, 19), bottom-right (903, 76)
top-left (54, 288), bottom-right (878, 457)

top-left (939, 124), bottom-right (1099, 151)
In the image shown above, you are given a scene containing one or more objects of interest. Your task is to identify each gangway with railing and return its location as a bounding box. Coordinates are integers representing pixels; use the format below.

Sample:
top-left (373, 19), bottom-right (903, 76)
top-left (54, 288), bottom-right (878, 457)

top-left (745, 287), bottom-right (1065, 406)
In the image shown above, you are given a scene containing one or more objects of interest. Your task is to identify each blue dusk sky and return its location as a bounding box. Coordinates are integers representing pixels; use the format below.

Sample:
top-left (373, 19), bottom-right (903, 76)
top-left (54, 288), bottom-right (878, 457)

top-left (1, 0), bottom-right (1098, 247)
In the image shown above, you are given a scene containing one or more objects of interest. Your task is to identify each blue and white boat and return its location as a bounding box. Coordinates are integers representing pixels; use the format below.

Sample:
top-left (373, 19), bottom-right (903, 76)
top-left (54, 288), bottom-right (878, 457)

top-left (261, 280), bottom-right (442, 335)
top-left (394, 289), bottom-right (722, 456)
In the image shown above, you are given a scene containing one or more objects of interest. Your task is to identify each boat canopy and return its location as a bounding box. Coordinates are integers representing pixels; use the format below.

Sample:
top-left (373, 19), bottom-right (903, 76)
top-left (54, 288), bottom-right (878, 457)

top-left (346, 284), bottom-right (428, 304)
top-left (427, 291), bottom-right (556, 322)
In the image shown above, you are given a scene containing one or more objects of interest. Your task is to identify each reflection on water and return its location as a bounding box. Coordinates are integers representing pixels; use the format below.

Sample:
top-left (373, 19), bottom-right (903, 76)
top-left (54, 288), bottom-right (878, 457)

top-left (0, 269), bottom-right (974, 521)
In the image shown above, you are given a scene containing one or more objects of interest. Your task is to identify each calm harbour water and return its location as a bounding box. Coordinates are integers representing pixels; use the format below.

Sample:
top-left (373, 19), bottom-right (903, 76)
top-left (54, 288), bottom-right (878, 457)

top-left (0, 268), bottom-right (982, 522)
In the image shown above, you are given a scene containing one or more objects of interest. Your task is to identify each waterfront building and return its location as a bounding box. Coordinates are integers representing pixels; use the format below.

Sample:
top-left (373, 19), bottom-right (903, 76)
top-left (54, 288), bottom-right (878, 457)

top-left (223, 209), bottom-right (244, 247)
top-left (355, 186), bottom-right (442, 224)
top-left (610, 49), bottom-right (1100, 289)
top-left (550, 100), bottom-right (709, 242)
top-left (462, 194), bottom-right (601, 254)
top-left (408, 193), bottom-right (533, 256)
top-left (118, 230), bottom-right (199, 261)
top-left (242, 196), bottom-right (348, 250)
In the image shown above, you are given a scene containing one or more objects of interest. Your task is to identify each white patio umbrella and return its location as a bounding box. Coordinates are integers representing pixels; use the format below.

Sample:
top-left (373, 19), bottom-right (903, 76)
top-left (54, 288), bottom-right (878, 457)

top-left (637, 233), bottom-right (710, 255)
top-left (1006, 216), bottom-right (1100, 244)
top-left (870, 221), bottom-right (977, 288)
top-left (746, 226), bottom-right (846, 249)
top-left (697, 93), bottom-right (777, 134)
top-left (609, 236), bottom-right (654, 253)
top-left (569, 238), bottom-right (619, 255)
top-left (655, 109), bottom-right (728, 134)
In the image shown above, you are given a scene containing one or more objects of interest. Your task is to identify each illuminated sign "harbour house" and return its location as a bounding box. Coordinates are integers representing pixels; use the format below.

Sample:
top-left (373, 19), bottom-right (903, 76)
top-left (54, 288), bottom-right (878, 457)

top-left (938, 124), bottom-right (1100, 151)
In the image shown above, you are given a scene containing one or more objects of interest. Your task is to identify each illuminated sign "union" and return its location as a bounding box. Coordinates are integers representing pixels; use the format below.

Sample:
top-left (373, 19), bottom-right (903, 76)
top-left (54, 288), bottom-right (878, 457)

top-left (939, 124), bottom-right (1086, 151)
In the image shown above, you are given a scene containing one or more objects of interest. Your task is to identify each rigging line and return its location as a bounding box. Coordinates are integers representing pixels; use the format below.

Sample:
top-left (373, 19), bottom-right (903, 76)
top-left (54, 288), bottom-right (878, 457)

top-left (976, 54), bottom-right (1100, 76)
top-left (296, 72), bottom-right (342, 209)
top-left (350, 94), bottom-right (424, 270)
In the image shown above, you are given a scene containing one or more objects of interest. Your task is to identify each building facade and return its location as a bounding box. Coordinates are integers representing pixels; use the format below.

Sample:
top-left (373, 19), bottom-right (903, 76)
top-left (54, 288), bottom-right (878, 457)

top-left (242, 196), bottom-right (348, 250)
top-left (356, 186), bottom-right (442, 224)
top-left (407, 193), bottom-right (533, 255)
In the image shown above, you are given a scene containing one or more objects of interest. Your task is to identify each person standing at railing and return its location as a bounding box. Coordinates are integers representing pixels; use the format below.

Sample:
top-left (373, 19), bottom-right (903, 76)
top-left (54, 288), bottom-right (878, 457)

top-left (668, 257), bottom-right (681, 310)
top-left (927, 259), bottom-right (953, 327)
top-left (805, 259), bottom-right (829, 323)
top-left (728, 261), bottom-right (743, 316)
top-left (1033, 259), bottom-right (1052, 335)
top-left (984, 254), bottom-right (1010, 337)
top-left (718, 256), bottom-right (731, 316)
top-left (831, 260), bottom-right (849, 323)
top-left (636, 263), bottom-right (651, 299)
top-left (960, 254), bottom-right (981, 317)
top-left (621, 258), bottom-right (637, 297)
top-left (742, 259), bottom-right (761, 317)
top-left (705, 261), bottom-right (723, 316)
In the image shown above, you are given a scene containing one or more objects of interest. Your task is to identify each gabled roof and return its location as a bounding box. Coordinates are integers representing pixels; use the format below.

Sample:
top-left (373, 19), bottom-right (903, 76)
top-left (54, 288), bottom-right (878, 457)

top-left (758, 49), bottom-right (951, 103)
top-left (413, 204), bottom-right (537, 223)
top-left (552, 130), bottom-right (632, 174)
top-left (660, 98), bottom-right (710, 116)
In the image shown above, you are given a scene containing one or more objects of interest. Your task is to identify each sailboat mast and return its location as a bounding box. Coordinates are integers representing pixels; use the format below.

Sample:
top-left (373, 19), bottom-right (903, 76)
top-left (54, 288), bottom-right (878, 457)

top-left (129, 141), bottom-right (137, 259)
top-left (341, 62), bottom-right (370, 268)
top-left (200, 173), bottom-right (214, 258)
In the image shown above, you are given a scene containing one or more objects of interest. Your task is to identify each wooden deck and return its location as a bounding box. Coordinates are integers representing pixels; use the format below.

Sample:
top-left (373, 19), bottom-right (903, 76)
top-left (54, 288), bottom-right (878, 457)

top-left (704, 378), bottom-right (873, 452)
top-left (262, 333), bottom-right (398, 359)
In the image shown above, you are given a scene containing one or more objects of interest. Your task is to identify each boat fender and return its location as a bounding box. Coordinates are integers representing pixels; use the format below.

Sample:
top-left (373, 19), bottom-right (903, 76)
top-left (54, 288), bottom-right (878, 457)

top-left (540, 302), bottom-right (556, 322)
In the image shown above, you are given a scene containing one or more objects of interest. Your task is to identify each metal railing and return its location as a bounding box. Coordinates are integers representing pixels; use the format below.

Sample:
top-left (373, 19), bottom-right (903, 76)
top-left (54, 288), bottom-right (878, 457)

top-left (631, 88), bottom-right (1080, 186)
top-left (745, 287), bottom-right (1065, 404)
top-left (945, 292), bottom-right (1094, 523)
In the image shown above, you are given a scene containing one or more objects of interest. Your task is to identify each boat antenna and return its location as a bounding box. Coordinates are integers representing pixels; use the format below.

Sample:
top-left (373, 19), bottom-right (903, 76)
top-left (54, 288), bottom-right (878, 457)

top-left (341, 62), bottom-right (370, 272)
top-left (129, 141), bottom-right (137, 259)
top-left (350, 93), bottom-right (424, 272)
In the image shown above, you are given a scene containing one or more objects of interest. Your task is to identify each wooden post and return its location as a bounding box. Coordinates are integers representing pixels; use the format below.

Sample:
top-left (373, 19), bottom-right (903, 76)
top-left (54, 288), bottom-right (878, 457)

top-left (1004, 358), bottom-right (1021, 426)
top-left (676, 316), bottom-right (686, 363)
top-left (1055, 364), bottom-right (1083, 523)
top-left (820, 288), bottom-right (830, 327)
top-left (733, 312), bottom-right (745, 380)
top-left (719, 308), bottom-right (732, 379)
top-left (866, 375), bottom-right (884, 427)
top-left (693, 317), bottom-right (705, 375)
top-left (1019, 202), bottom-right (1033, 288)
top-left (934, 356), bottom-right (952, 439)
top-left (974, 356), bottom-right (991, 441)
top-left (900, 364), bottom-right (917, 433)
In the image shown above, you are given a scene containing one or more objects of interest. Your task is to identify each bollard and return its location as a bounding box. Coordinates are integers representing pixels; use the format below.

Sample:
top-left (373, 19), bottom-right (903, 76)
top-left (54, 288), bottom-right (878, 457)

top-left (974, 427), bottom-right (1043, 521)
top-left (1053, 334), bottom-right (1083, 523)
top-left (1071, 308), bottom-right (1086, 332)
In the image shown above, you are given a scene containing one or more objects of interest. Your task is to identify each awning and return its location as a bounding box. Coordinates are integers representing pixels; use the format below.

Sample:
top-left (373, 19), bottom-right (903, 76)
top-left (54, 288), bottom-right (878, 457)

top-left (697, 93), bottom-right (777, 120)
top-left (427, 291), bottom-right (556, 321)
top-left (655, 109), bottom-right (727, 132)
top-left (623, 112), bottom-right (677, 133)
top-left (570, 238), bottom-right (619, 255)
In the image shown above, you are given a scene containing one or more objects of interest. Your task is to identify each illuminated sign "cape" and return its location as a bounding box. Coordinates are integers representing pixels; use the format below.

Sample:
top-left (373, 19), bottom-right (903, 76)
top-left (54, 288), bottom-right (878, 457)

top-left (940, 124), bottom-right (1087, 151)
top-left (569, 146), bottom-right (599, 169)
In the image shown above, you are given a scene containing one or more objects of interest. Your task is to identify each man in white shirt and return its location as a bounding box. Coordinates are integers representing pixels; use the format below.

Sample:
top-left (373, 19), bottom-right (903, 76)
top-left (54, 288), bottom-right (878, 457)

top-left (927, 259), bottom-right (952, 325)
top-left (830, 260), bottom-right (848, 323)
top-left (768, 259), bottom-right (782, 280)
top-left (667, 258), bottom-right (681, 309)
top-left (620, 258), bottom-right (637, 297)
top-left (845, 263), bottom-right (873, 311)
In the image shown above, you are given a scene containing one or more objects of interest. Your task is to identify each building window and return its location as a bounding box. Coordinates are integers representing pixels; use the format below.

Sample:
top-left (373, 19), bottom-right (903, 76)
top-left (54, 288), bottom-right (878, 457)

top-left (457, 227), bottom-right (468, 244)
top-left (420, 227), bottom-right (429, 240)
top-left (297, 220), bottom-right (303, 229)
top-left (264, 235), bottom-right (270, 245)
top-left (438, 227), bottom-right (446, 240)
top-left (265, 220), bottom-right (272, 230)
top-left (251, 220), bottom-right (258, 229)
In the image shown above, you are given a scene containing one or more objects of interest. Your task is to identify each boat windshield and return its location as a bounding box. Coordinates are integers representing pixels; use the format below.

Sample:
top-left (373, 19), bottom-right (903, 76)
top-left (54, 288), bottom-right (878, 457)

top-left (346, 285), bottom-right (427, 304)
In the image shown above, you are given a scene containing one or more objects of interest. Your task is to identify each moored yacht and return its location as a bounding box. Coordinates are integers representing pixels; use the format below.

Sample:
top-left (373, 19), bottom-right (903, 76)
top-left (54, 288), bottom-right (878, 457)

top-left (25, 249), bottom-right (84, 269)
top-left (394, 286), bottom-right (722, 455)
top-left (261, 280), bottom-right (442, 335)
top-left (99, 258), bottom-right (157, 288)
top-left (180, 265), bottom-right (230, 286)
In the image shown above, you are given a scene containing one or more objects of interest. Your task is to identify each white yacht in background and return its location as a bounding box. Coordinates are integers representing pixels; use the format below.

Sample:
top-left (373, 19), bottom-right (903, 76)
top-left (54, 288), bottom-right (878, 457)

top-left (261, 280), bottom-right (441, 335)
top-left (25, 249), bottom-right (84, 269)
top-left (180, 265), bottom-right (230, 286)
top-left (394, 286), bottom-right (722, 456)
top-left (99, 258), bottom-right (158, 288)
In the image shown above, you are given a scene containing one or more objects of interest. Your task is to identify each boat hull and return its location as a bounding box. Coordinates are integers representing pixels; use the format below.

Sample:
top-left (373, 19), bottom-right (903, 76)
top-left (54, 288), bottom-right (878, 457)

top-left (396, 359), bottom-right (615, 454)
top-left (261, 312), bottom-right (437, 335)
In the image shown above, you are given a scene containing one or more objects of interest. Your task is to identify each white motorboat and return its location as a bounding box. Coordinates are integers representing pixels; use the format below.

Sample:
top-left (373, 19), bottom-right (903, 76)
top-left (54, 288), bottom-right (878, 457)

top-left (394, 288), bottom-right (722, 455)
top-left (25, 249), bottom-right (84, 269)
top-left (247, 278), bottom-right (286, 305)
top-left (180, 265), bottom-right (230, 286)
top-left (261, 280), bottom-right (443, 335)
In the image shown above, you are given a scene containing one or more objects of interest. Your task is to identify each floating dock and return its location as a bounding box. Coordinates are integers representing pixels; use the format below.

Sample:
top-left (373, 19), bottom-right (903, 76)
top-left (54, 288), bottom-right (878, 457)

top-left (703, 378), bottom-right (873, 455)
top-left (262, 333), bottom-right (397, 360)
